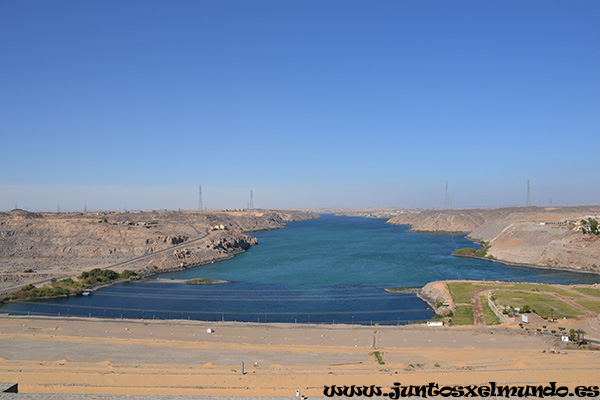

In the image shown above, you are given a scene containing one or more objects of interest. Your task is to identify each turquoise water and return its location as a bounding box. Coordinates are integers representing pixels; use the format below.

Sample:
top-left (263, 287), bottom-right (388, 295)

top-left (159, 214), bottom-right (600, 286)
top-left (3, 215), bottom-right (598, 324)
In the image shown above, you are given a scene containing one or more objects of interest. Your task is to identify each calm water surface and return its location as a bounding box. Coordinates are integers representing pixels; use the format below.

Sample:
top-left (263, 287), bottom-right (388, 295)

top-left (4, 215), bottom-right (599, 324)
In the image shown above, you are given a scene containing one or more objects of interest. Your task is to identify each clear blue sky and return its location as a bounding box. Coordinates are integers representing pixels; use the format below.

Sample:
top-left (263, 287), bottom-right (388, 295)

top-left (1, 1), bottom-right (598, 210)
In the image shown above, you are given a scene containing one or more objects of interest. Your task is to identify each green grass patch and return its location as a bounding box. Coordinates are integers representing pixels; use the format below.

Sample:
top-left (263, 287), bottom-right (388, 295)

top-left (185, 278), bottom-right (219, 285)
top-left (509, 283), bottom-right (582, 298)
top-left (452, 305), bottom-right (474, 325)
top-left (447, 282), bottom-right (493, 304)
top-left (575, 300), bottom-right (600, 314)
top-left (573, 287), bottom-right (600, 298)
top-left (493, 290), bottom-right (582, 319)
top-left (372, 351), bottom-right (385, 365)
top-left (480, 295), bottom-right (501, 325)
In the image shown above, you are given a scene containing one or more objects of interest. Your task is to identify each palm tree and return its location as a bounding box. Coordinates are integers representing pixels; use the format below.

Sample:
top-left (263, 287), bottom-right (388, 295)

top-left (575, 329), bottom-right (586, 345)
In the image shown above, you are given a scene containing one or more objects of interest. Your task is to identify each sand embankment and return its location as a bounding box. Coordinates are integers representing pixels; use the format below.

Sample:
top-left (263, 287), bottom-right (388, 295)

top-left (0, 315), bottom-right (598, 396)
top-left (0, 209), bottom-right (317, 296)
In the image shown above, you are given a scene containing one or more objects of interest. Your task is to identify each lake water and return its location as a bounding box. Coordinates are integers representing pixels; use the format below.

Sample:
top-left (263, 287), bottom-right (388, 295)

top-left (3, 215), bottom-right (599, 325)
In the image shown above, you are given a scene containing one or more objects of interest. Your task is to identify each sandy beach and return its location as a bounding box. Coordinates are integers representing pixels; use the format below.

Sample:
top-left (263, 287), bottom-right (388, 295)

top-left (1, 315), bottom-right (598, 397)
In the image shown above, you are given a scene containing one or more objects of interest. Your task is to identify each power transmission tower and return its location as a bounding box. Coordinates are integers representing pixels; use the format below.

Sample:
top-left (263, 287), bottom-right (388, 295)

top-left (198, 185), bottom-right (203, 211)
top-left (445, 181), bottom-right (452, 209)
top-left (249, 190), bottom-right (254, 210)
top-left (526, 179), bottom-right (531, 207)
top-left (84, 203), bottom-right (87, 213)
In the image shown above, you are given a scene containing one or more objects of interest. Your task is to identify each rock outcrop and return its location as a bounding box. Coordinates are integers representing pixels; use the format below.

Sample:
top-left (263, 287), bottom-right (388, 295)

top-left (0, 210), bottom-right (317, 295)
top-left (418, 281), bottom-right (454, 316)
top-left (387, 206), bottom-right (600, 274)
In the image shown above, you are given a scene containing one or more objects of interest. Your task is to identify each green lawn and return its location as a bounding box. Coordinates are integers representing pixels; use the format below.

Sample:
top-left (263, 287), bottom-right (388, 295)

top-left (510, 283), bottom-right (582, 298)
top-left (442, 281), bottom-right (597, 326)
top-left (480, 295), bottom-right (501, 325)
top-left (447, 282), bottom-right (494, 304)
top-left (574, 287), bottom-right (600, 298)
top-left (452, 305), bottom-right (474, 325)
top-left (576, 300), bottom-right (600, 314)
top-left (493, 290), bottom-right (583, 319)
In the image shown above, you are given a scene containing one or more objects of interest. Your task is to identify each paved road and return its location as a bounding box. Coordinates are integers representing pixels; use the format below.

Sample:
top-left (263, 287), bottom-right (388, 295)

top-left (103, 228), bottom-right (210, 270)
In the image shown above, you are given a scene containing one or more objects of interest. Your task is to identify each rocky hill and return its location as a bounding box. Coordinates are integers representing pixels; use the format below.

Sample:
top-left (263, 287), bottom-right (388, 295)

top-left (387, 206), bottom-right (600, 274)
top-left (0, 209), bottom-right (318, 295)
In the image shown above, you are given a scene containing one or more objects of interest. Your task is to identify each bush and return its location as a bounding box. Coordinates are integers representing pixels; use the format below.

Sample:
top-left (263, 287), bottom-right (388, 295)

top-left (7, 268), bottom-right (138, 302)
top-left (453, 242), bottom-right (489, 258)
top-left (22, 284), bottom-right (35, 292)
top-left (120, 270), bottom-right (141, 280)
top-left (474, 248), bottom-right (487, 257)
top-left (80, 268), bottom-right (120, 286)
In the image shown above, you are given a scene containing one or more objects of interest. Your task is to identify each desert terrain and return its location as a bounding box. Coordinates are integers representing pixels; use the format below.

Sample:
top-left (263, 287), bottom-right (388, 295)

top-left (1, 314), bottom-right (599, 397)
top-left (1, 207), bottom-right (600, 397)
top-left (0, 209), bottom-right (317, 296)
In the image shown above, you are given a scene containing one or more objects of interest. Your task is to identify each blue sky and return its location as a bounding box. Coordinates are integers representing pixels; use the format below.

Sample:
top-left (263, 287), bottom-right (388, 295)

top-left (1, 1), bottom-right (598, 210)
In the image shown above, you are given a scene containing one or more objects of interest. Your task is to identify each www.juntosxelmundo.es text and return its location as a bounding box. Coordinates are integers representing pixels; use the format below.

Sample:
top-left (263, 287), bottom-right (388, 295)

top-left (323, 382), bottom-right (599, 398)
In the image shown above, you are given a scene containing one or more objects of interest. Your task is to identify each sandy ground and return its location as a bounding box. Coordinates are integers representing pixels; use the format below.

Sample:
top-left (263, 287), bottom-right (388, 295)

top-left (0, 316), bottom-right (599, 397)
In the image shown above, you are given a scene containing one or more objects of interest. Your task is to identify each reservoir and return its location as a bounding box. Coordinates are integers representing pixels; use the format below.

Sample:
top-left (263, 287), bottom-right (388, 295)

top-left (3, 215), bottom-right (599, 324)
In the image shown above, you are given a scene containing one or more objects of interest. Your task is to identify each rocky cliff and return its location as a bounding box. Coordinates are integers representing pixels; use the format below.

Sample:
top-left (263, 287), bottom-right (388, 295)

top-left (387, 206), bottom-right (600, 274)
top-left (0, 209), bottom-right (318, 295)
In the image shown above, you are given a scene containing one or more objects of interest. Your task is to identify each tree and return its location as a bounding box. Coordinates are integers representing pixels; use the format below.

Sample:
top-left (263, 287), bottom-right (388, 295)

top-left (569, 328), bottom-right (576, 341)
top-left (589, 218), bottom-right (599, 235)
top-left (120, 270), bottom-right (141, 280)
top-left (575, 329), bottom-right (586, 345)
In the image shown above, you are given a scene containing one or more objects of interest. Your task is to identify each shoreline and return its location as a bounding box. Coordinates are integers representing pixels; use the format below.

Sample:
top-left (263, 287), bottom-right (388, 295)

top-left (5, 278), bottom-right (600, 327)
top-left (0, 209), bottom-right (319, 297)
top-left (454, 252), bottom-right (600, 276)
top-left (4, 210), bottom-right (599, 299)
